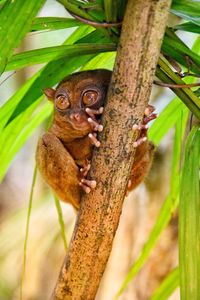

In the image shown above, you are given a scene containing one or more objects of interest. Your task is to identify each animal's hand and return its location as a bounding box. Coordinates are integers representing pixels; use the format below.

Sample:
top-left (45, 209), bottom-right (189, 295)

top-left (86, 107), bottom-right (104, 148)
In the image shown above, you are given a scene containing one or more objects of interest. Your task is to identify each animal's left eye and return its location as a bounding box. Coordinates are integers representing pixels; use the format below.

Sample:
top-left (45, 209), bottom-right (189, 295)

top-left (82, 90), bottom-right (98, 106)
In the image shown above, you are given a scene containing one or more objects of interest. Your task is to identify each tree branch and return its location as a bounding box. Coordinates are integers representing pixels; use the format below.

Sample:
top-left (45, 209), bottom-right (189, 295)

top-left (52, 0), bottom-right (171, 299)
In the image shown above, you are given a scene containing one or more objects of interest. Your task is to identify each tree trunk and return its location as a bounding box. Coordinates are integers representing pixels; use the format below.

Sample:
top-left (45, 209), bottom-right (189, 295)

top-left (52, 0), bottom-right (172, 299)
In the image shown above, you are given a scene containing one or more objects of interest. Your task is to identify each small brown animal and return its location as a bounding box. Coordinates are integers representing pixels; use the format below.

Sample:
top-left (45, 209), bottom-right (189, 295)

top-left (36, 69), bottom-right (156, 209)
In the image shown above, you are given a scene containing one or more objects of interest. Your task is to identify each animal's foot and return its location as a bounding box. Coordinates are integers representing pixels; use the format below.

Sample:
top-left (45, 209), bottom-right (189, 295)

top-left (144, 105), bottom-right (157, 124)
top-left (80, 161), bottom-right (91, 177)
top-left (133, 136), bottom-right (147, 148)
top-left (132, 105), bottom-right (157, 147)
top-left (79, 178), bottom-right (97, 194)
top-left (79, 160), bottom-right (96, 193)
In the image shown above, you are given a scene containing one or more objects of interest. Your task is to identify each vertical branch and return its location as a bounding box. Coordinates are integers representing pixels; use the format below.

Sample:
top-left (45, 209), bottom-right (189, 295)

top-left (52, 0), bottom-right (171, 299)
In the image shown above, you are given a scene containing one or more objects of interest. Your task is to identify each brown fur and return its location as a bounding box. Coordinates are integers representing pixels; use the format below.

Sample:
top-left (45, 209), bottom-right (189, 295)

top-left (128, 141), bottom-right (154, 191)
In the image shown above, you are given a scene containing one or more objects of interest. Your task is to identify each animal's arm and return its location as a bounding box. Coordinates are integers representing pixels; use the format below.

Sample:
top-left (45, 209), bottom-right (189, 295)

top-left (36, 132), bottom-right (81, 209)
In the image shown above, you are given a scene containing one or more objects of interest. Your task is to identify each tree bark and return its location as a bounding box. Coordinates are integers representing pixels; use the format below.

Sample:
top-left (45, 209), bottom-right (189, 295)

top-left (52, 0), bottom-right (171, 299)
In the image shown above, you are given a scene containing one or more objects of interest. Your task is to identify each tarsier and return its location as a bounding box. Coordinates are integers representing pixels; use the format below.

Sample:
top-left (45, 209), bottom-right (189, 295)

top-left (36, 69), bottom-right (156, 210)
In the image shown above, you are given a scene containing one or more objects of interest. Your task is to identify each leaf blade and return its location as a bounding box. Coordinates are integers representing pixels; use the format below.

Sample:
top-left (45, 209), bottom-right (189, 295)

top-left (171, 0), bottom-right (200, 25)
top-left (0, 0), bottom-right (45, 73)
top-left (150, 267), bottom-right (179, 300)
top-left (0, 101), bottom-right (53, 181)
top-left (31, 17), bottom-right (81, 31)
top-left (6, 43), bottom-right (116, 71)
top-left (179, 126), bottom-right (200, 300)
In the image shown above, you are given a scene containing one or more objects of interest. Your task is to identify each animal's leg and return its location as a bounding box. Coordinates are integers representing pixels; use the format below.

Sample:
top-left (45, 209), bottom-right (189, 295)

top-left (36, 132), bottom-right (81, 209)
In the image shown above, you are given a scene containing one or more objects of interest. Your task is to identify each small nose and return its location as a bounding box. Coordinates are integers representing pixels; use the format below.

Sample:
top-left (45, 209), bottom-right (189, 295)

top-left (70, 113), bottom-right (81, 122)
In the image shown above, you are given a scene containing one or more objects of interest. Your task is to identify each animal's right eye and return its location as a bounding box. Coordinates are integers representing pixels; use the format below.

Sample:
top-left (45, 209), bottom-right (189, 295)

top-left (55, 94), bottom-right (70, 110)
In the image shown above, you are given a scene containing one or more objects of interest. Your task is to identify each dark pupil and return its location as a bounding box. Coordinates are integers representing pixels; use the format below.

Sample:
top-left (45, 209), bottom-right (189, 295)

top-left (88, 93), bottom-right (94, 101)
top-left (84, 91), bottom-right (97, 104)
top-left (59, 97), bottom-right (65, 105)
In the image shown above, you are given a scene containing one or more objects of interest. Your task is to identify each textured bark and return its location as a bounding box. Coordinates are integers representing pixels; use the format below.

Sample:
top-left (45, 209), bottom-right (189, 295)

top-left (52, 0), bottom-right (171, 299)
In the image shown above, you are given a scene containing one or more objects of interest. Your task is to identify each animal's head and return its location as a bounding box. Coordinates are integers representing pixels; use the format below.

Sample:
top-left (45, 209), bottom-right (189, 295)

top-left (44, 69), bottom-right (111, 139)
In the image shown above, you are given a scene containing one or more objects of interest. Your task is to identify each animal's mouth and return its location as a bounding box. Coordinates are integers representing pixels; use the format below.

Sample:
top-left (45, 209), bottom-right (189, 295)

top-left (67, 114), bottom-right (91, 132)
top-left (71, 120), bottom-right (90, 131)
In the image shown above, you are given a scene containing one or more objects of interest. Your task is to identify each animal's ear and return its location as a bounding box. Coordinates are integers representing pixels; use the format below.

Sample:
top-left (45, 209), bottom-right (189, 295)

top-left (43, 88), bottom-right (56, 101)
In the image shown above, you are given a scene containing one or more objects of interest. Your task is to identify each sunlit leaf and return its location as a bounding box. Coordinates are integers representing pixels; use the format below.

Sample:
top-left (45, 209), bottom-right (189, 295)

top-left (81, 52), bottom-right (115, 70)
top-left (31, 17), bottom-right (81, 31)
top-left (148, 98), bottom-right (188, 146)
top-left (150, 267), bottom-right (179, 300)
top-left (162, 36), bottom-right (200, 67)
top-left (0, 72), bottom-right (40, 132)
top-left (175, 22), bottom-right (200, 33)
top-left (54, 195), bottom-right (68, 251)
top-left (0, 97), bottom-right (43, 162)
top-left (21, 166), bottom-right (37, 299)
top-left (6, 43), bottom-right (116, 71)
top-left (171, 0), bottom-right (200, 26)
top-left (0, 101), bottom-right (53, 181)
top-left (179, 126), bottom-right (200, 300)
top-left (162, 28), bottom-right (200, 76)
top-left (0, 0), bottom-right (45, 73)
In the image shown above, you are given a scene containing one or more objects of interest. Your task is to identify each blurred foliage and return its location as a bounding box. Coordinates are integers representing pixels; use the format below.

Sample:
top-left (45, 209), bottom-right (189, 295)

top-left (0, 0), bottom-right (200, 299)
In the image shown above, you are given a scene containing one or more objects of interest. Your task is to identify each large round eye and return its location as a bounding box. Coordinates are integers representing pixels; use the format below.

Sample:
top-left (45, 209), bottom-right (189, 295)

top-left (55, 94), bottom-right (70, 110)
top-left (82, 90), bottom-right (98, 106)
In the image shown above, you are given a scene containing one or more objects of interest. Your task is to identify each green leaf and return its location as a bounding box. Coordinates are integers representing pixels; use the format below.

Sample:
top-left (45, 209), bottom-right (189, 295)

top-left (116, 0), bottom-right (127, 20)
top-left (21, 166), bottom-right (37, 299)
top-left (62, 25), bottom-right (94, 45)
top-left (6, 43), bottom-right (116, 72)
top-left (54, 195), bottom-right (68, 251)
top-left (81, 52), bottom-right (115, 70)
top-left (175, 22), bottom-right (200, 34)
top-left (158, 33), bottom-right (200, 120)
top-left (0, 0), bottom-right (46, 73)
top-left (156, 66), bottom-right (200, 120)
top-left (162, 28), bottom-right (200, 76)
top-left (56, 0), bottom-right (96, 21)
top-left (103, 0), bottom-right (117, 22)
top-left (0, 72), bottom-right (40, 132)
top-left (179, 126), bottom-right (200, 300)
top-left (162, 36), bottom-right (200, 67)
top-left (150, 267), bottom-right (179, 300)
top-left (171, 0), bottom-right (200, 26)
top-left (148, 98), bottom-right (188, 146)
top-left (31, 17), bottom-right (81, 31)
top-left (0, 97), bottom-right (43, 159)
top-left (150, 35), bottom-right (200, 144)
top-left (0, 0), bottom-right (7, 9)
top-left (0, 101), bottom-right (53, 181)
